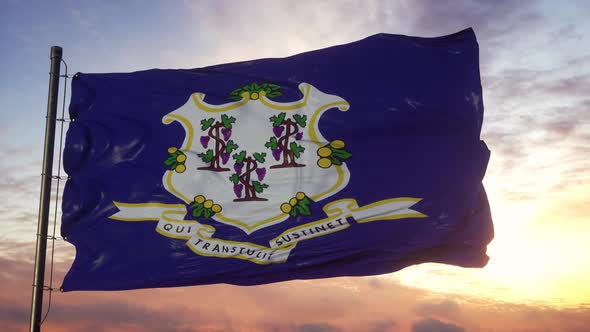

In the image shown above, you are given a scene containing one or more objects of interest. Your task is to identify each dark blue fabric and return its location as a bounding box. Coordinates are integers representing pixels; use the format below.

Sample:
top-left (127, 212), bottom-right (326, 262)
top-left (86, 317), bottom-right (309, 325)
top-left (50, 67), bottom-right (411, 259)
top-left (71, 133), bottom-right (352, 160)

top-left (61, 28), bottom-right (493, 291)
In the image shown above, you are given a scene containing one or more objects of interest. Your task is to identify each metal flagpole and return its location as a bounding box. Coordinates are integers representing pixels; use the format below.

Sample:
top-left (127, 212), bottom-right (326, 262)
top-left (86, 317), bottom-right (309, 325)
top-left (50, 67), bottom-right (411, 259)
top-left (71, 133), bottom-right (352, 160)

top-left (29, 46), bottom-right (63, 332)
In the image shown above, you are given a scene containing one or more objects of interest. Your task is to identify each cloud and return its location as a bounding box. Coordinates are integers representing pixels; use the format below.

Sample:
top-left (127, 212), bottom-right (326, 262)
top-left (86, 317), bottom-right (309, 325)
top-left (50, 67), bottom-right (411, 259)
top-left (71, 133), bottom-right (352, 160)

top-left (297, 323), bottom-right (343, 332)
top-left (0, 299), bottom-right (29, 331)
top-left (170, 0), bottom-right (549, 75)
top-left (567, 54), bottom-right (590, 66)
top-left (368, 319), bottom-right (398, 332)
top-left (2, 253), bottom-right (590, 332)
top-left (48, 300), bottom-right (200, 332)
top-left (402, 0), bottom-right (545, 68)
top-left (411, 318), bottom-right (465, 332)
top-left (367, 277), bottom-right (385, 289)
top-left (480, 66), bottom-right (590, 205)
top-left (413, 299), bottom-right (461, 319)
top-left (0, 297), bottom-right (201, 332)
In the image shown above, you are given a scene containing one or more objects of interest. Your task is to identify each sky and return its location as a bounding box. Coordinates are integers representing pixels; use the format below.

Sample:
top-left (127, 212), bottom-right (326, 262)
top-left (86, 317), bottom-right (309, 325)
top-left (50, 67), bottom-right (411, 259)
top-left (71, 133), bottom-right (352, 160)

top-left (1, 0), bottom-right (589, 331)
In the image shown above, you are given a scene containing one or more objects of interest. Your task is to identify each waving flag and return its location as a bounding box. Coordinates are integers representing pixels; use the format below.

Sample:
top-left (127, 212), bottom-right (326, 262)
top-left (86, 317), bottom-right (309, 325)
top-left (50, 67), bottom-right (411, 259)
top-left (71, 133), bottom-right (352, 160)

top-left (61, 28), bottom-right (492, 291)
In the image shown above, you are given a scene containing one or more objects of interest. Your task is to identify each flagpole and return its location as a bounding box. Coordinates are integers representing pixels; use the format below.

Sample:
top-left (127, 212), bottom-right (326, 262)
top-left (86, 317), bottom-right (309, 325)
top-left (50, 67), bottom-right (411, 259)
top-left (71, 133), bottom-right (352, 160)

top-left (29, 46), bottom-right (62, 332)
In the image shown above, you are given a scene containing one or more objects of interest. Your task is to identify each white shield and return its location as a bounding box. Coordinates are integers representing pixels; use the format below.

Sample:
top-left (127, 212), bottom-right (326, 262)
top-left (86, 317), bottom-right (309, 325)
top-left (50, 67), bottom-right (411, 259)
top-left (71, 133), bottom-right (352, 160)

top-left (162, 83), bottom-right (351, 234)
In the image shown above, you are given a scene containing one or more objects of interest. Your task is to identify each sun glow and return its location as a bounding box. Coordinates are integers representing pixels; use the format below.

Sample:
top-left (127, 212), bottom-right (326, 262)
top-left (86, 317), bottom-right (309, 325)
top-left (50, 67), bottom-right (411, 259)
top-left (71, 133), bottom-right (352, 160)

top-left (395, 184), bottom-right (590, 307)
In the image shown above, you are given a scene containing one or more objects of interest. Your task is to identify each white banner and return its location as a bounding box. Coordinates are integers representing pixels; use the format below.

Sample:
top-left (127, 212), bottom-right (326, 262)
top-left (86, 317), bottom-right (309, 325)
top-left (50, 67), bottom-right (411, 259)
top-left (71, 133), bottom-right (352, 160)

top-left (110, 197), bottom-right (425, 264)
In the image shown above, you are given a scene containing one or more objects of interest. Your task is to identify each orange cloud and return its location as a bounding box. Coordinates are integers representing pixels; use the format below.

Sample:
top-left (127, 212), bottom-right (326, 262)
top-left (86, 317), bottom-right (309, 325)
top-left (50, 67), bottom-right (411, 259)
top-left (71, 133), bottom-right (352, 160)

top-left (2, 253), bottom-right (589, 332)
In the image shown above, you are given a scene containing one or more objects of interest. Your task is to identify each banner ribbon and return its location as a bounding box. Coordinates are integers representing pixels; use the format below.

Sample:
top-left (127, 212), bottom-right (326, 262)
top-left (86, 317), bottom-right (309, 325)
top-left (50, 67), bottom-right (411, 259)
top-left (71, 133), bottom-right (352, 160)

top-left (110, 198), bottom-right (426, 264)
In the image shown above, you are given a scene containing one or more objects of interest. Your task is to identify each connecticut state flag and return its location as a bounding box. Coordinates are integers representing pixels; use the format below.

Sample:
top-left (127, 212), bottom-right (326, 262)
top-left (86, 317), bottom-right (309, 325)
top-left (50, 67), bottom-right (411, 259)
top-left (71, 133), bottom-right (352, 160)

top-left (61, 28), bottom-right (493, 291)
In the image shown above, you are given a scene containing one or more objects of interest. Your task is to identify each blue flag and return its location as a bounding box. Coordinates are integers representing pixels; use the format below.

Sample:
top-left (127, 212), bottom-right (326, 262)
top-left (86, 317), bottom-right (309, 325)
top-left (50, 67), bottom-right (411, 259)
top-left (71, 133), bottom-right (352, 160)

top-left (61, 28), bottom-right (492, 291)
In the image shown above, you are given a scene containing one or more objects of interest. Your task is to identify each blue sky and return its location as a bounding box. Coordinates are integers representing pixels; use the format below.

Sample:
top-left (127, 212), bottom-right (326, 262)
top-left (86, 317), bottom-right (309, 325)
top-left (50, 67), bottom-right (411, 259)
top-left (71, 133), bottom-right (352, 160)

top-left (1, 1), bottom-right (590, 331)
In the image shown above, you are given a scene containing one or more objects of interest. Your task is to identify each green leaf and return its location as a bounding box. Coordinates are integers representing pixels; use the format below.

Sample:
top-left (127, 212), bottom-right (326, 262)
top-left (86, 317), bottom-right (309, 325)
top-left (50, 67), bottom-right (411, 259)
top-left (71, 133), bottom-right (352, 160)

top-left (233, 150), bottom-right (247, 164)
top-left (299, 204), bottom-right (312, 216)
top-left (265, 137), bottom-right (279, 150)
top-left (293, 114), bottom-right (307, 128)
top-left (228, 95), bottom-right (242, 101)
top-left (270, 112), bottom-right (286, 127)
top-left (190, 202), bottom-right (203, 209)
top-left (200, 118), bottom-right (215, 131)
top-left (289, 209), bottom-right (297, 217)
top-left (253, 152), bottom-right (266, 163)
top-left (221, 114), bottom-right (236, 129)
top-left (229, 174), bottom-right (240, 185)
top-left (299, 197), bottom-right (311, 206)
top-left (252, 181), bottom-right (262, 193)
top-left (226, 140), bottom-right (239, 153)
top-left (192, 206), bottom-right (204, 218)
top-left (331, 148), bottom-right (352, 160)
top-left (260, 83), bottom-right (268, 89)
top-left (203, 209), bottom-right (212, 219)
top-left (267, 92), bottom-right (282, 98)
top-left (290, 142), bottom-right (305, 158)
top-left (252, 82), bottom-right (260, 91)
top-left (164, 156), bottom-right (176, 166)
top-left (291, 205), bottom-right (307, 217)
top-left (252, 181), bottom-right (268, 193)
top-left (230, 88), bottom-right (242, 95)
top-left (290, 142), bottom-right (299, 157)
top-left (331, 157), bottom-right (343, 166)
top-left (267, 83), bottom-right (281, 90)
top-left (198, 149), bottom-right (214, 163)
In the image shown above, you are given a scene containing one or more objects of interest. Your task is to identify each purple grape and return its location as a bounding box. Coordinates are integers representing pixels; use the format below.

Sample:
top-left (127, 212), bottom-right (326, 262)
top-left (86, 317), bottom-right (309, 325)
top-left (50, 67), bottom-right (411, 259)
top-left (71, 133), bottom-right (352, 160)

top-left (234, 162), bottom-right (244, 174)
top-left (200, 136), bottom-right (210, 148)
top-left (221, 152), bottom-right (230, 165)
top-left (295, 132), bottom-right (303, 140)
top-left (273, 126), bottom-right (284, 137)
top-left (272, 149), bottom-right (281, 161)
top-left (221, 128), bottom-right (232, 141)
top-left (256, 167), bottom-right (266, 181)
top-left (233, 184), bottom-right (243, 198)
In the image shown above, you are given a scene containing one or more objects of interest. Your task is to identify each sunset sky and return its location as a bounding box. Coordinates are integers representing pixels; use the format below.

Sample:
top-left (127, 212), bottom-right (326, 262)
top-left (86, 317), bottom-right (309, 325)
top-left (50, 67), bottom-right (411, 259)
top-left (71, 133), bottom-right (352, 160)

top-left (1, 1), bottom-right (590, 331)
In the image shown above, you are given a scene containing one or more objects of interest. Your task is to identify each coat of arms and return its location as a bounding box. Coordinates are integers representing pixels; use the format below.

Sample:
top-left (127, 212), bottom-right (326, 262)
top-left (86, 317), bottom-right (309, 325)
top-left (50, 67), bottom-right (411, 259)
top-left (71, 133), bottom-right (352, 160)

top-left (162, 82), bottom-right (351, 233)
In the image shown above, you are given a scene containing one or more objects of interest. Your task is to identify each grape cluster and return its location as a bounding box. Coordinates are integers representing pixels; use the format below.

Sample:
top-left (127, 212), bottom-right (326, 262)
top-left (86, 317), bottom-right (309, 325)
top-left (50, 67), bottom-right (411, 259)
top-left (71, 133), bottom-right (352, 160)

top-left (191, 195), bottom-right (222, 219)
top-left (164, 147), bottom-right (187, 173)
top-left (316, 140), bottom-right (352, 169)
top-left (280, 192), bottom-right (312, 217)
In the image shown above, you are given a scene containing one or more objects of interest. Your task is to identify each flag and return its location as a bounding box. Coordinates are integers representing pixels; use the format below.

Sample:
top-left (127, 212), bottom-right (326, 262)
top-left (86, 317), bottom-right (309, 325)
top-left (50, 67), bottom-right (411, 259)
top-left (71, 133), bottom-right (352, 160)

top-left (61, 28), bottom-right (492, 291)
